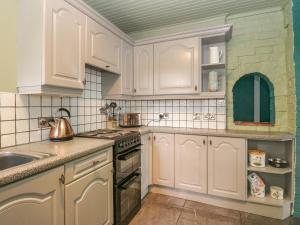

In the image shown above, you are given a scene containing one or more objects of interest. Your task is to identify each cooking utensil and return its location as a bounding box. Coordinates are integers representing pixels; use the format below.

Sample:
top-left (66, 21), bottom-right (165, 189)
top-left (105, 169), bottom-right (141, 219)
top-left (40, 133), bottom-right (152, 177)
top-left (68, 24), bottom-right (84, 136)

top-left (49, 108), bottom-right (74, 142)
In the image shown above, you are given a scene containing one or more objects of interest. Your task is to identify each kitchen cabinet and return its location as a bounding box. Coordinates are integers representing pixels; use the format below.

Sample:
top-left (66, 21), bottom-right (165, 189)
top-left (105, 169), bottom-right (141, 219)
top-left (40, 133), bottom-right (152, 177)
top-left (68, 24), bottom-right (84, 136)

top-left (152, 133), bottom-right (174, 187)
top-left (175, 134), bottom-right (207, 193)
top-left (207, 136), bottom-right (246, 200)
top-left (121, 41), bottom-right (134, 95)
top-left (154, 38), bottom-right (200, 95)
top-left (141, 133), bottom-right (153, 199)
top-left (65, 163), bottom-right (113, 225)
top-left (86, 17), bottom-right (121, 74)
top-left (134, 44), bottom-right (154, 95)
top-left (17, 0), bottom-right (86, 95)
top-left (0, 166), bottom-right (64, 225)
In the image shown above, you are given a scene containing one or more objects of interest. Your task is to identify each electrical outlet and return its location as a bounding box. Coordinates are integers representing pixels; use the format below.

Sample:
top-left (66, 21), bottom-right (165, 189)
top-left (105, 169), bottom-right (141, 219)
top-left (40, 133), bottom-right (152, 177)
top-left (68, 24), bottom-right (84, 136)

top-left (193, 113), bottom-right (201, 120)
top-left (159, 112), bottom-right (169, 120)
top-left (203, 113), bottom-right (210, 121)
top-left (209, 113), bottom-right (216, 120)
top-left (38, 117), bottom-right (53, 128)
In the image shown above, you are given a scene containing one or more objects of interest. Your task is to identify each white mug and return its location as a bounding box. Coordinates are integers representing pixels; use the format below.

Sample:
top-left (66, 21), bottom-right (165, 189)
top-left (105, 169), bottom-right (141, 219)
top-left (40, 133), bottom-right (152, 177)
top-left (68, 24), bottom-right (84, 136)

top-left (209, 46), bottom-right (223, 64)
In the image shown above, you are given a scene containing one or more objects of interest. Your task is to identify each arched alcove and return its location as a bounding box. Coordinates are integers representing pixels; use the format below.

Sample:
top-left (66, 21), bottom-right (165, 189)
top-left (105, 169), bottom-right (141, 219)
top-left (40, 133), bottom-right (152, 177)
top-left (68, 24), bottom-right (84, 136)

top-left (232, 72), bottom-right (275, 125)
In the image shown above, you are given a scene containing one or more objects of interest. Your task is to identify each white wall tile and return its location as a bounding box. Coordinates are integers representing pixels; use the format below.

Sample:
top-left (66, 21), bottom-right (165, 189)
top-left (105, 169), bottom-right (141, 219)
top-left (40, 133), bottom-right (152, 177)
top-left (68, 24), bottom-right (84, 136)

top-left (29, 107), bottom-right (41, 119)
top-left (30, 130), bottom-right (41, 142)
top-left (1, 108), bottom-right (15, 121)
top-left (16, 120), bottom-right (29, 132)
top-left (16, 132), bottom-right (29, 145)
top-left (30, 95), bottom-right (41, 106)
top-left (42, 96), bottom-right (51, 106)
top-left (1, 134), bottom-right (15, 147)
top-left (0, 93), bottom-right (15, 107)
top-left (16, 108), bottom-right (29, 120)
top-left (1, 121), bottom-right (15, 134)
top-left (16, 95), bottom-right (29, 107)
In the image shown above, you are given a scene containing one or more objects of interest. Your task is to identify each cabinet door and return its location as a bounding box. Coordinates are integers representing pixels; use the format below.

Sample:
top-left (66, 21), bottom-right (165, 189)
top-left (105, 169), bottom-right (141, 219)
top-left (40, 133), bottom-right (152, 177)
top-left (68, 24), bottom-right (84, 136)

top-left (122, 41), bottom-right (134, 95)
top-left (175, 135), bottom-right (207, 193)
top-left (134, 45), bottom-right (154, 95)
top-left (154, 38), bottom-right (199, 95)
top-left (208, 137), bottom-right (246, 200)
top-left (65, 163), bottom-right (113, 225)
top-left (86, 17), bottom-right (121, 74)
top-left (153, 133), bottom-right (174, 187)
top-left (0, 166), bottom-right (64, 225)
top-left (45, 0), bottom-right (86, 89)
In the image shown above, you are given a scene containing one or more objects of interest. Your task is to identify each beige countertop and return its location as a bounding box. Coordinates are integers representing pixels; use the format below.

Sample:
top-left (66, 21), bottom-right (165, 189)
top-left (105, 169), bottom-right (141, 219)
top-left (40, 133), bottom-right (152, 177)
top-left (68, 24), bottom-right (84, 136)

top-left (0, 138), bottom-right (114, 187)
top-left (121, 127), bottom-right (294, 141)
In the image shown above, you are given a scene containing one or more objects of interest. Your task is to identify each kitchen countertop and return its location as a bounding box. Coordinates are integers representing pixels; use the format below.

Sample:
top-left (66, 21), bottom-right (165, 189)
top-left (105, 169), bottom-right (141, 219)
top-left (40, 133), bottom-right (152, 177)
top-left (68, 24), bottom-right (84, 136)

top-left (0, 138), bottom-right (114, 187)
top-left (121, 127), bottom-right (294, 141)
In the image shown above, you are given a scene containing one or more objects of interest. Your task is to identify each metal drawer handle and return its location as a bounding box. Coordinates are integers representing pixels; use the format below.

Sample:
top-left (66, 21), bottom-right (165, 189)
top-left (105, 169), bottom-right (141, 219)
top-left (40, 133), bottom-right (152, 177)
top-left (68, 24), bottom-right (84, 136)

top-left (120, 173), bottom-right (140, 190)
top-left (59, 174), bottom-right (65, 184)
top-left (92, 160), bottom-right (101, 166)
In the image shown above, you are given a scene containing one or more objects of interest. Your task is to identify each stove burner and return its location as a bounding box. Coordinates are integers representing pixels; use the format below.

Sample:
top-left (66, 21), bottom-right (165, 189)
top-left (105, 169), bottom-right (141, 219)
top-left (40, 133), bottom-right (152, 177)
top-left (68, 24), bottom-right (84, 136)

top-left (76, 129), bottom-right (135, 139)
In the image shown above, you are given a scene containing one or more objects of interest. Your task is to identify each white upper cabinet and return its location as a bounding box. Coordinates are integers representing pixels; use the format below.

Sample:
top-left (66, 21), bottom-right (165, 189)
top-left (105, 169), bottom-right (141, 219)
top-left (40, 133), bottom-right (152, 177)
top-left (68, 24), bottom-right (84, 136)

top-left (134, 44), bottom-right (154, 95)
top-left (153, 38), bottom-right (200, 95)
top-left (175, 134), bottom-right (207, 193)
top-left (86, 17), bottom-right (121, 74)
top-left (45, 0), bottom-right (86, 89)
top-left (207, 137), bottom-right (246, 200)
top-left (121, 41), bottom-right (134, 95)
top-left (152, 133), bottom-right (174, 187)
top-left (17, 0), bottom-right (86, 95)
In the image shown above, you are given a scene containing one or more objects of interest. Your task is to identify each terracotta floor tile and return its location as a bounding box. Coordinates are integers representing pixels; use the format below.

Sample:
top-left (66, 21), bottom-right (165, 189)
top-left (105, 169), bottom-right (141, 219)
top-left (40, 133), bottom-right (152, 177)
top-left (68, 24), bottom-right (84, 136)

top-left (240, 212), bottom-right (294, 225)
top-left (184, 200), bottom-right (241, 221)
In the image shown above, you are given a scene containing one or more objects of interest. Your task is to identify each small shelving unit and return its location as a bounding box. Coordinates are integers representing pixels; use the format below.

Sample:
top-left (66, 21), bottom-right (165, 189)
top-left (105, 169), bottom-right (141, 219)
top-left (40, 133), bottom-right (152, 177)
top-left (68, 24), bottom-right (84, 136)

top-left (246, 139), bottom-right (295, 208)
top-left (201, 36), bottom-right (226, 97)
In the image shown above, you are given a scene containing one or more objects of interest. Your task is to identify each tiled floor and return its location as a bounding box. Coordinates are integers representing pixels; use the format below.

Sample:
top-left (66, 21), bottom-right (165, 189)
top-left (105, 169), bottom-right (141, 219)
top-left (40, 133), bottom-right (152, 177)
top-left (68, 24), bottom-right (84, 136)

top-left (129, 193), bottom-right (300, 225)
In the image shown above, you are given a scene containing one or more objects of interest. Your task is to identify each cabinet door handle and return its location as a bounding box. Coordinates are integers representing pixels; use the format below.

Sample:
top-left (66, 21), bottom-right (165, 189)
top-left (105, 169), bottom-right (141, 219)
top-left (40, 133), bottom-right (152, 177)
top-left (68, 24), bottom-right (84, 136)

top-left (203, 139), bottom-right (206, 145)
top-left (59, 174), bottom-right (65, 184)
top-left (134, 88), bottom-right (137, 93)
top-left (195, 85), bottom-right (198, 91)
top-left (153, 136), bottom-right (156, 141)
top-left (105, 65), bottom-right (110, 68)
top-left (209, 140), bottom-right (212, 145)
top-left (148, 136), bottom-right (151, 141)
top-left (82, 79), bottom-right (86, 85)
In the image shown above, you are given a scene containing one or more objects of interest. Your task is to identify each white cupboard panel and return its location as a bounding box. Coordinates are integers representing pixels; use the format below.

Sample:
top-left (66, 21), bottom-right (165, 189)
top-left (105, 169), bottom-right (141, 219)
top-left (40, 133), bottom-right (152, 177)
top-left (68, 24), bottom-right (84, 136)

top-left (208, 136), bottom-right (246, 200)
top-left (122, 41), bottom-right (134, 95)
top-left (153, 133), bottom-right (174, 187)
top-left (86, 17), bottom-right (121, 74)
top-left (45, 0), bottom-right (86, 89)
top-left (65, 163), bottom-right (113, 225)
top-left (141, 134), bottom-right (152, 199)
top-left (134, 45), bottom-right (154, 95)
top-left (0, 167), bottom-right (64, 225)
top-left (175, 134), bottom-right (207, 193)
top-left (154, 38), bottom-right (199, 95)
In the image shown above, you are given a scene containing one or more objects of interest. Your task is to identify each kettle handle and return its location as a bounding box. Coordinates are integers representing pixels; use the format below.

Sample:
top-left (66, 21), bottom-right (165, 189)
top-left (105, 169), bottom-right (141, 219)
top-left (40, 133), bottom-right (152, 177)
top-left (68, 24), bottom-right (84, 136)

top-left (57, 108), bottom-right (71, 118)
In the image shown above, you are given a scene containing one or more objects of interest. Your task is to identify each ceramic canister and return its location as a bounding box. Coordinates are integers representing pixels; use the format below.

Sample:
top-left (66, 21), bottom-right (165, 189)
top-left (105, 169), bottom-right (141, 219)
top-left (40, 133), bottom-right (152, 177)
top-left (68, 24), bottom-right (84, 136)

top-left (270, 186), bottom-right (284, 200)
top-left (248, 149), bottom-right (266, 168)
top-left (248, 172), bottom-right (265, 198)
top-left (208, 71), bottom-right (219, 92)
top-left (209, 46), bottom-right (222, 64)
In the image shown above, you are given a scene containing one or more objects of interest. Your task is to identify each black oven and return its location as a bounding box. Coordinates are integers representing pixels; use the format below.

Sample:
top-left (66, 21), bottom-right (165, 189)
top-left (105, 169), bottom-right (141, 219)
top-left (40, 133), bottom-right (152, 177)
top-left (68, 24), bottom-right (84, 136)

top-left (114, 145), bottom-right (141, 184)
top-left (114, 169), bottom-right (141, 225)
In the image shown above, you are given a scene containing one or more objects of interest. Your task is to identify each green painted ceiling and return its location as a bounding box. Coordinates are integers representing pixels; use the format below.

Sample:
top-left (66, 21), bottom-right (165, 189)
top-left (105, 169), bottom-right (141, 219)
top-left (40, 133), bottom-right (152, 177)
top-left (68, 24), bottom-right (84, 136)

top-left (82, 0), bottom-right (285, 34)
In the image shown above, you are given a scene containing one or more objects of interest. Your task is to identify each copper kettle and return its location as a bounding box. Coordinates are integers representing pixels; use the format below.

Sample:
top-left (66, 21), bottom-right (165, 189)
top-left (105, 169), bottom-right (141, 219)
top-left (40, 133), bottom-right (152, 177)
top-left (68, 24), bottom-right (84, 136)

top-left (49, 108), bottom-right (74, 142)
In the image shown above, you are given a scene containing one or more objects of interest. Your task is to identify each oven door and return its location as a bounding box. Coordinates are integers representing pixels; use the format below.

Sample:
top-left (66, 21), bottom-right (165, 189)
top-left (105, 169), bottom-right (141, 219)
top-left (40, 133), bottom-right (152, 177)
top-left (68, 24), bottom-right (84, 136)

top-left (115, 145), bottom-right (141, 184)
top-left (114, 170), bottom-right (141, 225)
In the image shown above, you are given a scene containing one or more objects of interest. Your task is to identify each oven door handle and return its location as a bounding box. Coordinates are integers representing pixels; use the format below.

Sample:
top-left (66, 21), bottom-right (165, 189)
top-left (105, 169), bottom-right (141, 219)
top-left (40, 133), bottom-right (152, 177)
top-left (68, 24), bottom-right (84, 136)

top-left (120, 173), bottom-right (140, 190)
top-left (118, 148), bottom-right (141, 161)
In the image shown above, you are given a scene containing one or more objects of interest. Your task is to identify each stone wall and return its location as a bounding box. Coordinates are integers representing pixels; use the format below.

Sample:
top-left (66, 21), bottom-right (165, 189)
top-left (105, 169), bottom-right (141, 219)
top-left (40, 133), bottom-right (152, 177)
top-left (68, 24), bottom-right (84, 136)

top-left (226, 7), bottom-right (295, 132)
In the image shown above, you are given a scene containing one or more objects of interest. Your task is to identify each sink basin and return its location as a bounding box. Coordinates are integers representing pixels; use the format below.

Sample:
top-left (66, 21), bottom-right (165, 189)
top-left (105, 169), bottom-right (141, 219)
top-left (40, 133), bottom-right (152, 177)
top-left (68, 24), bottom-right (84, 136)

top-left (0, 152), bottom-right (54, 171)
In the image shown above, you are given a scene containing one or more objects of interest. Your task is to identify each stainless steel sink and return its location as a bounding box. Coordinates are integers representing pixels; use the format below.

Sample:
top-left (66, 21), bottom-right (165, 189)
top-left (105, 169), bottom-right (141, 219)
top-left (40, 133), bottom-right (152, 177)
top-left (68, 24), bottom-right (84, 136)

top-left (0, 152), bottom-right (55, 171)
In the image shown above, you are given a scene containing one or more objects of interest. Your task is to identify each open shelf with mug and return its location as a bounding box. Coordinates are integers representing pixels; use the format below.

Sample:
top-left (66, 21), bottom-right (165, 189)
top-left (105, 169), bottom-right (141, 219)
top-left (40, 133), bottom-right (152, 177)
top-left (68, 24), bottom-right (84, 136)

top-left (201, 36), bottom-right (226, 97)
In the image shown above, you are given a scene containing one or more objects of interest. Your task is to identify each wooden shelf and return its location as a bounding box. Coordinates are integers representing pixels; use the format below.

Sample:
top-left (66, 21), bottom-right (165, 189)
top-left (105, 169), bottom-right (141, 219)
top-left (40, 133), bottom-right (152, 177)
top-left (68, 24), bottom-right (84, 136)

top-left (247, 195), bottom-right (291, 207)
top-left (202, 63), bottom-right (225, 70)
top-left (247, 165), bottom-right (292, 175)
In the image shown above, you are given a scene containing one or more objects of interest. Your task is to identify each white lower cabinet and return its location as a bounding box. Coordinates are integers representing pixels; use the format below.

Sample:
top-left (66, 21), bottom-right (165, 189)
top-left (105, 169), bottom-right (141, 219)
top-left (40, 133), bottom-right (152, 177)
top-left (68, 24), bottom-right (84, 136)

top-left (152, 133), bottom-right (174, 187)
top-left (65, 162), bottom-right (113, 225)
top-left (0, 166), bottom-right (64, 225)
top-left (175, 134), bottom-right (207, 193)
top-left (141, 133), bottom-right (153, 199)
top-left (207, 136), bottom-right (247, 200)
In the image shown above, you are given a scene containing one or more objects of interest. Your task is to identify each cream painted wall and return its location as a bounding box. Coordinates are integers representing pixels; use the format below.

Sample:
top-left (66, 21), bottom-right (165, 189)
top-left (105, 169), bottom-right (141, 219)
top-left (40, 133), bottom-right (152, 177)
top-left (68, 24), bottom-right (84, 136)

top-left (0, 0), bottom-right (17, 93)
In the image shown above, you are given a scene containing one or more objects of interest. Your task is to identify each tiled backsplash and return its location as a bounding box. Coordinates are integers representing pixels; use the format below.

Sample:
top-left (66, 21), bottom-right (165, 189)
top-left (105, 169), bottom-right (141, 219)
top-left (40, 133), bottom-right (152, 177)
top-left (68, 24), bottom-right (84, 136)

top-left (0, 66), bottom-right (226, 148)
top-left (0, 66), bottom-right (107, 148)
top-left (115, 98), bottom-right (226, 129)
